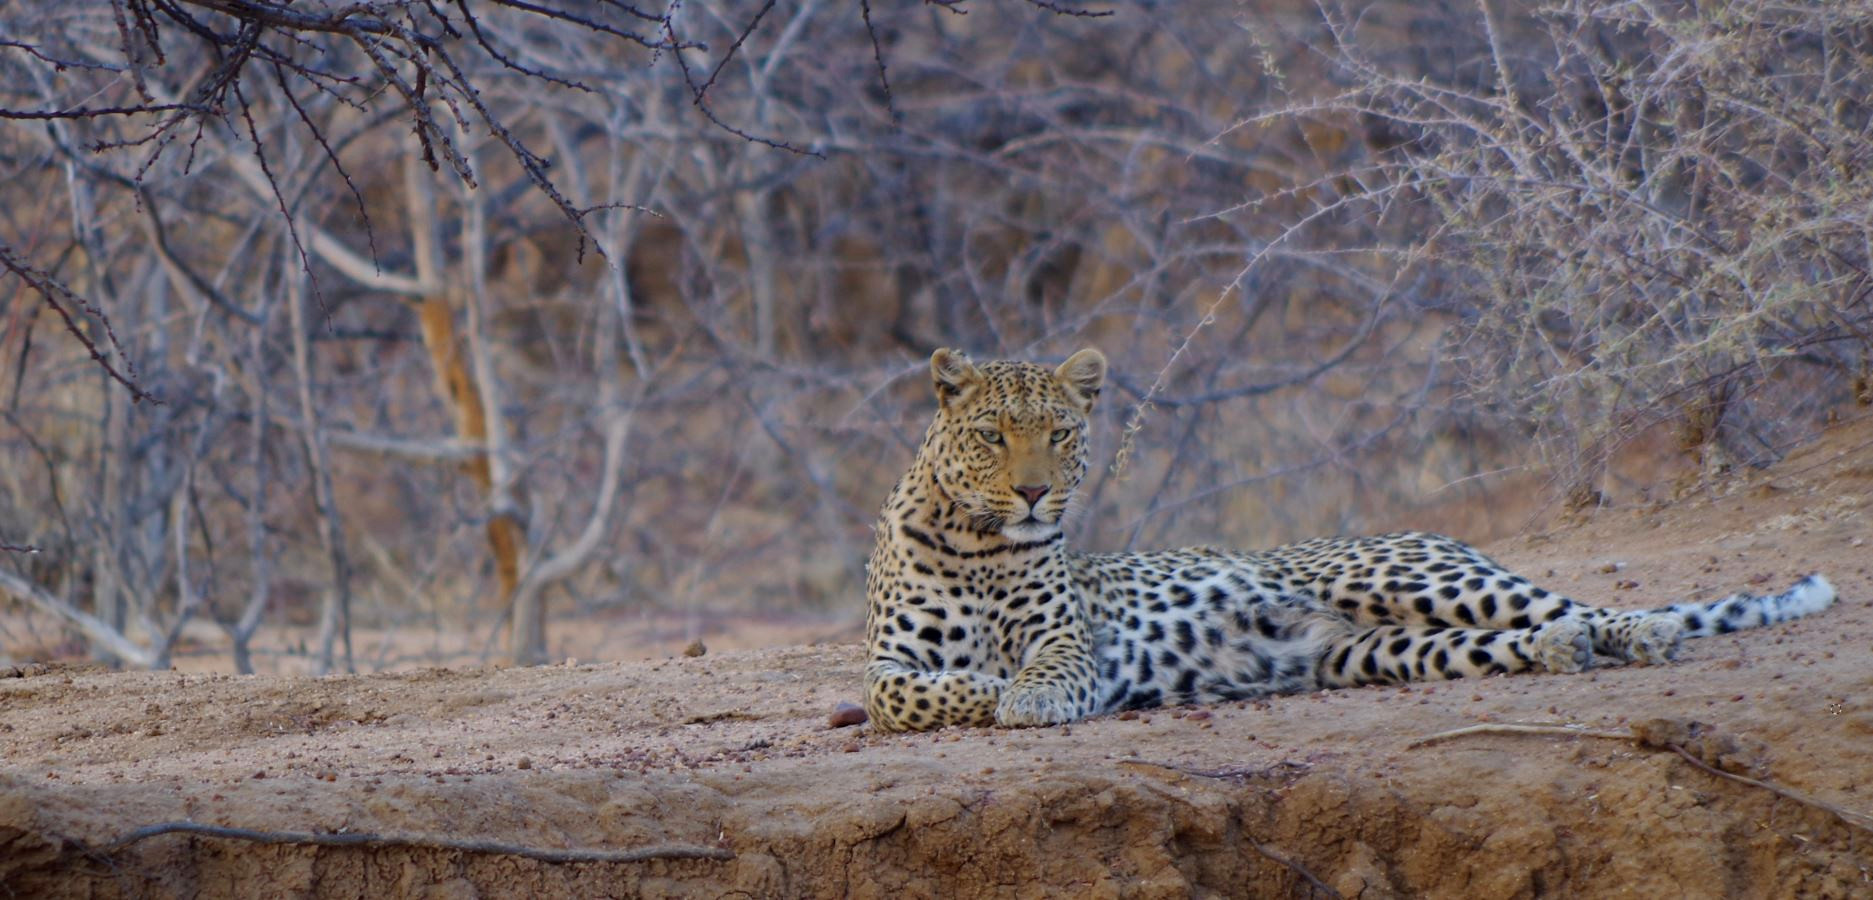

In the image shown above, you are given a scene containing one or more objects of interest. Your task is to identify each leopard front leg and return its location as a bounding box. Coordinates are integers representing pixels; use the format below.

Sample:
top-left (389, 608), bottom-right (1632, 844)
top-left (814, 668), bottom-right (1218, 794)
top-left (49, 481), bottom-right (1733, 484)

top-left (865, 660), bottom-right (1008, 732)
top-left (995, 635), bottom-right (1101, 727)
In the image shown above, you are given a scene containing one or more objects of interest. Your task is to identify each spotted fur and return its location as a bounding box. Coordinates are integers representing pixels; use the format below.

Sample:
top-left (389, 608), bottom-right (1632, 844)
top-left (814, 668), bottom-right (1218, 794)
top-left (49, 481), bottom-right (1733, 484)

top-left (863, 348), bottom-right (1839, 731)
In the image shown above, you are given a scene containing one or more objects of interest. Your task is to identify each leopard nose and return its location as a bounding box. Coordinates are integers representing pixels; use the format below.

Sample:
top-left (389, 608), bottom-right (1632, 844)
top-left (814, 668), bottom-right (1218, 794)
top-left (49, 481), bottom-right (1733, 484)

top-left (1014, 484), bottom-right (1051, 506)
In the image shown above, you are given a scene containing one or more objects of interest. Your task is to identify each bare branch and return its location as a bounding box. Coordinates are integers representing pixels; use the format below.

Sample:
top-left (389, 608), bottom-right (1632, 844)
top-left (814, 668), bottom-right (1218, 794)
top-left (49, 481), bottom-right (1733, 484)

top-left (0, 569), bottom-right (157, 668)
top-left (663, 16), bottom-right (825, 159)
top-left (1019, 0), bottom-right (1114, 18)
top-left (224, 154), bottom-right (437, 296)
top-left (319, 429), bottom-right (488, 461)
top-left (0, 244), bottom-right (159, 405)
top-left (858, 0), bottom-right (897, 121)
top-left (0, 102), bottom-right (209, 120)
top-left (698, 0), bottom-right (779, 100)
top-left (511, 407), bottom-right (632, 619)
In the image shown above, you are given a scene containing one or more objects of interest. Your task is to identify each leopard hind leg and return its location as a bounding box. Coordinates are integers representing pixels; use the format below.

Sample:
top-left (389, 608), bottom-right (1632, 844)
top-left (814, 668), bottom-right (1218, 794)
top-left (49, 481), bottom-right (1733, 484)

top-left (1300, 532), bottom-right (1668, 665)
top-left (1316, 618), bottom-right (1591, 689)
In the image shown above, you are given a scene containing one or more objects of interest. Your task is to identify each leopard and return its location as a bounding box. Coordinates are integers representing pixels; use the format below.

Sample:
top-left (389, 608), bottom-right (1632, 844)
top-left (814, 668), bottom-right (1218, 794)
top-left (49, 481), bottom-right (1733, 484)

top-left (863, 346), bottom-right (1838, 731)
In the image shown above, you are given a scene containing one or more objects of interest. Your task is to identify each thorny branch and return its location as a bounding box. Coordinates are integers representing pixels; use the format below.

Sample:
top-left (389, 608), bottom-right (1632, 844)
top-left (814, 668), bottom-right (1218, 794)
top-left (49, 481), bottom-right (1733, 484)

top-left (0, 102), bottom-right (210, 120)
top-left (859, 0), bottom-right (896, 120)
top-left (1, 0), bottom-right (1132, 395)
top-left (662, 12), bottom-right (824, 158)
top-left (0, 244), bottom-right (159, 404)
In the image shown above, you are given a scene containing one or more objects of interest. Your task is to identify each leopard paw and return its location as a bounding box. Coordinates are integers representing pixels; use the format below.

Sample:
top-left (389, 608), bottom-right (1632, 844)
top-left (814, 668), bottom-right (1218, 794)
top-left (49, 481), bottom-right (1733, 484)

top-left (994, 681), bottom-right (1082, 728)
top-left (1622, 613), bottom-right (1684, 665)
top-left (1534, 618), bottom-right (1592, 674)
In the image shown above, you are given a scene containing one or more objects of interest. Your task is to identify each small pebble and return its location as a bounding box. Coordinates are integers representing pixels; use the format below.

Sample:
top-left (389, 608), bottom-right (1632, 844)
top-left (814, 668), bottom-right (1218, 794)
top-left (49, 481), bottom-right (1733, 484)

top-left (828, 702), bottom-right (867, 728)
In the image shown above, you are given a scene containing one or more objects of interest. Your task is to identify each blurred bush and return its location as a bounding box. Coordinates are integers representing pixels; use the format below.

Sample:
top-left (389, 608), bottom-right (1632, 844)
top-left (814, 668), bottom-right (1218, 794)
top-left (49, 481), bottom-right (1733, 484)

top-left (0, 0), bottom-right (1863, 669)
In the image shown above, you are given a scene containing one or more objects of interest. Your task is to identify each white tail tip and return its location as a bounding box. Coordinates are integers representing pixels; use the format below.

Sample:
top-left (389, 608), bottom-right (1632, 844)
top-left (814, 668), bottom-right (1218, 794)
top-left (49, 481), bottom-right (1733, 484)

top-left (1780, 574), bottom-right (1836, 618)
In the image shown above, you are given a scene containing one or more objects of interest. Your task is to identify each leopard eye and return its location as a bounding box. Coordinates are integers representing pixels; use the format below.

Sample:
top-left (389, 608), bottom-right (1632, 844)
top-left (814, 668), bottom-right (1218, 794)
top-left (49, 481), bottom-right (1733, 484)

top-left (977, 429), bottom-right (1003, 445)
top-left (1050, 428), bottom-right (1072, 444)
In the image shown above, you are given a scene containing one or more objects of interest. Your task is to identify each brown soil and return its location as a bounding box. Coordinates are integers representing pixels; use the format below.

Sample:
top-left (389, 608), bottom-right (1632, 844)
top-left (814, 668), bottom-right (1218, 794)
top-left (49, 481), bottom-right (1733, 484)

top-left (5, 421), bottom-right (1873, 899)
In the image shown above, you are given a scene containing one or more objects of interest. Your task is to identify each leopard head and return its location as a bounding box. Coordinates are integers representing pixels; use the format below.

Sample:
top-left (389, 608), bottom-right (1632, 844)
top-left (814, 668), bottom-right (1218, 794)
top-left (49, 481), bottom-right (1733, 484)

top-left (923, 347), bottom-right (1106, 540)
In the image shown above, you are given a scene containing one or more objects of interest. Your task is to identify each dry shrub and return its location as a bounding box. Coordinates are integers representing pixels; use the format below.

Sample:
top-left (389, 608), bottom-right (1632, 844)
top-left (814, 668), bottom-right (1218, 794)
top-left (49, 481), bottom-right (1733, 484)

top-left (4, 0), bottom-right (1869, 669)
top-left (1274, 0), bottom-right (1873, 485)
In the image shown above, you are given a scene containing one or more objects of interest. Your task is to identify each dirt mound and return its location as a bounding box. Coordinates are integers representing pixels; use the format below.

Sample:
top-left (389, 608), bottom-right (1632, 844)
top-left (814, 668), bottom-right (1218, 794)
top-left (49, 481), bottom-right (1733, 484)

top-left (5, 421), bottom-right (1873, 897)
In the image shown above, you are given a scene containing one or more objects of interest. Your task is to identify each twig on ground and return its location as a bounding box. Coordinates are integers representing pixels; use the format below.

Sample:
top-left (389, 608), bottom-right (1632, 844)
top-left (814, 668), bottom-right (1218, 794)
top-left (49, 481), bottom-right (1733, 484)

top-left (1244, 839), bottom-right (1343, 900)
top-left (101, 821), bottom-right (736, 863)
top-left (1116, 757), bottom-right (1310, 781)
top-left (1116, 758), bottom-right (1337, 897)
top-left (1665, 745), bottom-right (1873, 836)
top-left (1406, 722), bottom-right (1630, 747)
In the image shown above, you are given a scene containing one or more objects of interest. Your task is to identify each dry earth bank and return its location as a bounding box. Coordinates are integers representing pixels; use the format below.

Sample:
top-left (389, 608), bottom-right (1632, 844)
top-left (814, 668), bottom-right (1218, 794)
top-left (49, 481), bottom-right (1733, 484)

top-left (4, 421), bottom-right (1873, 898)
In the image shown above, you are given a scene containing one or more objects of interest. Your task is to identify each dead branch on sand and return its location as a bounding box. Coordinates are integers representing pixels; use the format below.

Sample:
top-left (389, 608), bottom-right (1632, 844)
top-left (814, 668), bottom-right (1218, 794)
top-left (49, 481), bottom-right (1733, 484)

top-left (1407, 723), bottom-right (1632, 746)
top-left (1409, 720), bottom-right (1873, 837)
top-left (1116, 758), bottom-right (1341, 899)
top-left (99, 822), bottom-right (735, 864)
top-left (1238, 840), bottom-right (1344, 900)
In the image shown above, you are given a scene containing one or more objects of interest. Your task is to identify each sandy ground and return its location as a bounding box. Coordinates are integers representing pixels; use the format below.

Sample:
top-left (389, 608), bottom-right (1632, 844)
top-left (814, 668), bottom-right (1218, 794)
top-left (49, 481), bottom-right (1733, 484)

top-left (4, 421), bottom-right (1873, 898)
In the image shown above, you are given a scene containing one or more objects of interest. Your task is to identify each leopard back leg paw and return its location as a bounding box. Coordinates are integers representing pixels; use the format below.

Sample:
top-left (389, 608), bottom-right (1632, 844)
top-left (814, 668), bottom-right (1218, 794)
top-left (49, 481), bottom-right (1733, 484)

top-left (1581, 610), bottom-right (1685, 664)
top-left (1534, 618), bottom-right (1592, 673)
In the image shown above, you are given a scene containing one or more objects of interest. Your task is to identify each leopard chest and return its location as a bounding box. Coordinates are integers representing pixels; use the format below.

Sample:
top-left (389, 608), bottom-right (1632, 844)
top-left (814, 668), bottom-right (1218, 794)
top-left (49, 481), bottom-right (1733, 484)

top-left (870, 548), bottom-right (1079, 677)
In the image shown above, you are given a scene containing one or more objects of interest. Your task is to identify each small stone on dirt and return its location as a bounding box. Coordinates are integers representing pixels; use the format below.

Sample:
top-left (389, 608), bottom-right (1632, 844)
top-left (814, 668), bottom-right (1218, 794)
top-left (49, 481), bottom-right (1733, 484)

top-left (828, 702), bottom-right (867, 728)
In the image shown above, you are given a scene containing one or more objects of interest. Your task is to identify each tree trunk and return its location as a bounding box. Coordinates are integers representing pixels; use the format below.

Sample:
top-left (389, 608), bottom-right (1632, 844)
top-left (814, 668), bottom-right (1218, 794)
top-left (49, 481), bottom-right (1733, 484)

top-left (403, 155), bottom-right (529, 661)
top-left (287, 262), bottom-right (355, 675)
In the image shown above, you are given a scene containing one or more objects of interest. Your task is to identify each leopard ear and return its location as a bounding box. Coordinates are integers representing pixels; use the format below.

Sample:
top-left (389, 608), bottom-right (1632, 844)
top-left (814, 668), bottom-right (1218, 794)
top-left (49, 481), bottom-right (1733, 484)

top-left (1054, 348), bottom-right (1106, 411)
top-left (930, 348), bottom-right (982, 408)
